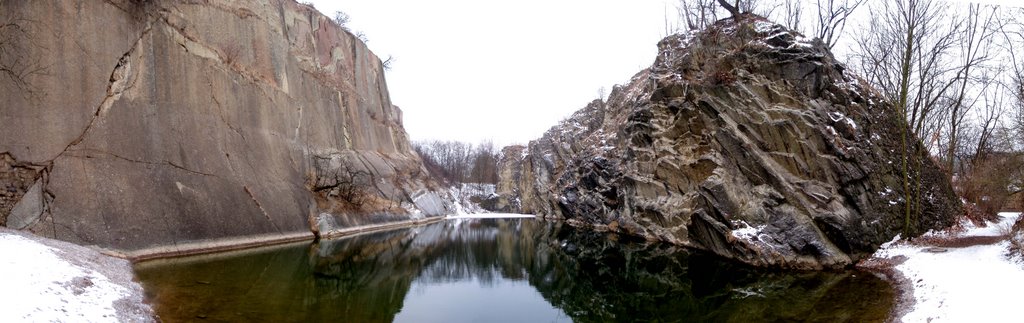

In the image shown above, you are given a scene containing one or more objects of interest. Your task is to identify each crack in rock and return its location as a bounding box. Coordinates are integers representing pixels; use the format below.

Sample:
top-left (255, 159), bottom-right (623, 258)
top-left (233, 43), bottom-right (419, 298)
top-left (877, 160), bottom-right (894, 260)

top-left (243, 186), bottom-right (282, 234)
top-left (65, 149), bottom-right (216, 177)
top-left (51, 15), bottom-right (155, 162)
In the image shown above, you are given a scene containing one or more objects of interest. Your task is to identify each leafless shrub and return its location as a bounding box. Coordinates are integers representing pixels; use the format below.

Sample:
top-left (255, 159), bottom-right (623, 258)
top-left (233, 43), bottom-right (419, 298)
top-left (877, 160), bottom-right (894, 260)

top-left (956, 152), bottom-right (1023, 220)
top-left (333, 11), bottom-right (350, 30)
top-left (354, 31), bottom-right (369, 43)
top-left (332, 10), bottom-right (371, 43)
top-left (221, 43), bottom-right (241, 66)
top-left (311, 159), bottom-right (372, 210)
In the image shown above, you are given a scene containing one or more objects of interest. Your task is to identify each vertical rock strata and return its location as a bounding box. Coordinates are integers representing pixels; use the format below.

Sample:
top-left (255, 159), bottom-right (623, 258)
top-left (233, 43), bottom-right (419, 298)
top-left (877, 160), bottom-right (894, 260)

top-left (0, 0), bottom-right (450, 251)
top-left (494, 16), bottom-right (961, 269)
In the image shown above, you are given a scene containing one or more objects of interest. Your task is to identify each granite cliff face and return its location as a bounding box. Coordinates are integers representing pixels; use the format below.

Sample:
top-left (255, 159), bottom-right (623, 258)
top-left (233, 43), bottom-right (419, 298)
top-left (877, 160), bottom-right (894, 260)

top-left (0, 0), bottom-right (451, 252)
top-left (494, 16), bottom-right (962, 269)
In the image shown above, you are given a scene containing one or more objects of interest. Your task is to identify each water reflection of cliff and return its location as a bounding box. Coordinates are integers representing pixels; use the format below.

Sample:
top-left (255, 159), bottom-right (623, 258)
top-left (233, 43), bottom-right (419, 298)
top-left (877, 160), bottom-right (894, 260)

top-left (526, 226), bottom-right (893, 322)
top-left (137, 219), bottom-right (893, 322)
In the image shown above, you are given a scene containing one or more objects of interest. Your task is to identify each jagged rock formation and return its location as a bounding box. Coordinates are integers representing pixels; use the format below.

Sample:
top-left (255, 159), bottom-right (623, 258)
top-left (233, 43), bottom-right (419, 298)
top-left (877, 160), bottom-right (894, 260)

top-left (494, 16), bottom-right (962, 269)
top-left (0, 0), bottom-right (451, 252)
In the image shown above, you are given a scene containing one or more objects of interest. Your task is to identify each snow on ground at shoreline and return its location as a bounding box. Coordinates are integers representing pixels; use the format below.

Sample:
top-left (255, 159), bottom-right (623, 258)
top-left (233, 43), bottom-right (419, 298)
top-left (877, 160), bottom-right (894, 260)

top-left (931, 211), bottom-right (1018, 238)
top-left (448, 183), bottom-right (497, 215)
top-left (873, 212), bottom-right (1024, 323)
top-left (447, 213), bottom-right (536, 219)
top-left (0, 233), bottom-right (133, 322)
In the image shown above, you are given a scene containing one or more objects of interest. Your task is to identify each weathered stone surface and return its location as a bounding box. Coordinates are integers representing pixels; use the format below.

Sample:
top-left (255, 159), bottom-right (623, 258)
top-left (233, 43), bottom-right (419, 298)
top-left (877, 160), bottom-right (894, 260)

top-left (7, 179), bottom-right (45, 230)
top-left (494, 16), bottom-right (961, 269)
top-left (0, 0), bottom-right (451, 251)
top-left (0, 153), bottom-right (43, 227)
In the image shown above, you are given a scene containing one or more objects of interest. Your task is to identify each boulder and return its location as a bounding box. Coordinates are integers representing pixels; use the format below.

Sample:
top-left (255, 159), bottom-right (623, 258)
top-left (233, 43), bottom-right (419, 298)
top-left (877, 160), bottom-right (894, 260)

top-left (494, 16), bottom-right (961, 269)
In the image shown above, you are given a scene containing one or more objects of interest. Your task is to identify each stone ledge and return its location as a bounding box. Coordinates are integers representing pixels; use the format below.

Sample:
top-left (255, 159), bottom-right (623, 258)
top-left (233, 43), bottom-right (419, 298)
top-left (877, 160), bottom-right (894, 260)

top-left (120, 215), bottom-right (445, 263)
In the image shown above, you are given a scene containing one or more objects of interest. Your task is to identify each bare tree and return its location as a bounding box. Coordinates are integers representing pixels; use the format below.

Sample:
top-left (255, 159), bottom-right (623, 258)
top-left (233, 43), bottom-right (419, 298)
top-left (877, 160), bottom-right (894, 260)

top-left (1003, 9), bottom-right (1024, 148)
top-left (678, 0), bottom-right (798, 31)
top-left (943, 4), bottom-right (999, 171)
top-left (851, 0), bottom-right (962, 235)
top-left (812, 0), bottom-right (866, 49)
top-left (414, 140), bottom-right (486, 184)
top-left (332, 11), bottom-right (350, 29)
top-left (853, 0), bottom-right (965, 139)
top-left (780, 0), bottom-right (803, 31)
top-left (470, 140), bottom-right (499, 184)
top-left (956, 88), bottom-right (1021, 218)
top-left (971, 81), bottom-right (1006, 162)
top-left (718, 0), bottom-right (742, 19)
top-left (679, 0), bottom-right (720, 30)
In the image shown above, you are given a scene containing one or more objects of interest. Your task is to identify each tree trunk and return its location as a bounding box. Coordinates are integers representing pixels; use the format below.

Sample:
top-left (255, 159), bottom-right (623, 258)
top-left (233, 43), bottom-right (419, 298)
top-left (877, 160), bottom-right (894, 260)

top-left (717, 0), bottom-right (741, 19)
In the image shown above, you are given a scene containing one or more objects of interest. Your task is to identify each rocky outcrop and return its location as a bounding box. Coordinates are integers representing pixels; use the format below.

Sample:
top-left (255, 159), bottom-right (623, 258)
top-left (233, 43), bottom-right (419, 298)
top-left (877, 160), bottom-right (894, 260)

top-left (0, 0), bottom-right (451, 252)
top-left (494, 16), bottom-right (962, 269)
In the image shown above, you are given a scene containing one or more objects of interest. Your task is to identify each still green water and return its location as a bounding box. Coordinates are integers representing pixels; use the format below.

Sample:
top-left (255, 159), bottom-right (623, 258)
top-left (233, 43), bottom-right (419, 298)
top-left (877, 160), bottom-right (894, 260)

top-left (134, 218), bottom-right (894, 322)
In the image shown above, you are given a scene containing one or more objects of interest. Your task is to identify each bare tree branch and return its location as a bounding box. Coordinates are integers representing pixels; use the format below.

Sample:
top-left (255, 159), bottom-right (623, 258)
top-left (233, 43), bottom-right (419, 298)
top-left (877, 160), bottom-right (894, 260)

top-left (813, 0), bottom-right (866, 49)
top-left (0, 16), bottom-right (47, 98)
top-left (678, 0), bottom-right (720, 31)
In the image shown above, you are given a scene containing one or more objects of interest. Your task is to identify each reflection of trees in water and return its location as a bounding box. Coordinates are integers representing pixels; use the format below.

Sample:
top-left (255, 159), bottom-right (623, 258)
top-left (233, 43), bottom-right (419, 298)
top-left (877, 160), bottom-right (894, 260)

top-left (139, 219), bottom-right (894, 322)
top-left (413, 219), bottom-right (548, 286)
top-left (309, 219), bottom-right (894, 322)
top-left (312, 219), bottom-right (558, 288)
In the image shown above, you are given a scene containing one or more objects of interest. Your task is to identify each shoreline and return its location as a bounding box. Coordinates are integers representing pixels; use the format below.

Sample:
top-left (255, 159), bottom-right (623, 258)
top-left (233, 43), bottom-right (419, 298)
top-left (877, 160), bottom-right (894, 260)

top-left (862, 212), bottom-right (1024, 322)
top-left (122, 216), bottom-right (446, 264)
top-left (0, 228), bottom-right (156, 321)
top-left (856, 255), bottom-right (915, 322)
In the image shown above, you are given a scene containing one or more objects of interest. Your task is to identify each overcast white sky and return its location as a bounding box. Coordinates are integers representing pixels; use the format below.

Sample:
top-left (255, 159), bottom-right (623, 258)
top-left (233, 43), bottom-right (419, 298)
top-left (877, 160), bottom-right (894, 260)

top-left (307, 0), bottom-right (1020, 147)
top-left (307, 0), bottom-right (673, 146)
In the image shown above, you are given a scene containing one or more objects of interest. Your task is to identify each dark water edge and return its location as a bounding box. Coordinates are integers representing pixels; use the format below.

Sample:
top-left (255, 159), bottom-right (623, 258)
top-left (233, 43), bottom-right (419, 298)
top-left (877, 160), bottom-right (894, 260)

top-left (134, 218), bottom-right (894, 322)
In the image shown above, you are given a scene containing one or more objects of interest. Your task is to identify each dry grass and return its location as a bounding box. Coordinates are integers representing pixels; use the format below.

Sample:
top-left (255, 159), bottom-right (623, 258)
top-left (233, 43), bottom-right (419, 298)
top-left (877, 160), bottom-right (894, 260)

top-left (955, 153), bottom-right (1024, 221)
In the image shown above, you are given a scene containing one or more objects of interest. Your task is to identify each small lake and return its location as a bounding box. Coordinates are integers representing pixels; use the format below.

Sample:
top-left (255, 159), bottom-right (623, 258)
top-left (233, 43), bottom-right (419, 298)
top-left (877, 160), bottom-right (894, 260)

top-left (134, 218), bottom-right (894, 322)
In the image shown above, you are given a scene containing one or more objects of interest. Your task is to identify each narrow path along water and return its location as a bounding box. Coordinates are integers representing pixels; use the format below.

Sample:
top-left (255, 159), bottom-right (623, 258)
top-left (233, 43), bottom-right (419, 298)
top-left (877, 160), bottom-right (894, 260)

top-left (869, 212), bottom-right (1024, 323)
top-left (134, 217), bottom-right (896, 322)
top-left (0, 228), bottom-right (153, 322)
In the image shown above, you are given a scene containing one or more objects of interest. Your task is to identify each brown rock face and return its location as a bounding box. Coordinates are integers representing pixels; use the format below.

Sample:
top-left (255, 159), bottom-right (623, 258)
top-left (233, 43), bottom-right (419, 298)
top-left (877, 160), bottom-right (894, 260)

top-left (0, 0), bottom-right (451, 251)
top-left (494, 17), bottom-right (961, 269)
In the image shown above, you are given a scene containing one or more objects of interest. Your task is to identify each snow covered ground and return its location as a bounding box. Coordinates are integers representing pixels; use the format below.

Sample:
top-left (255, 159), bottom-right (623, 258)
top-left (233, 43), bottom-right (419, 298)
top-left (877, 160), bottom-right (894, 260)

top-left (0, 229), bottom-right (153, 322)
top-left (872, 212), bottom-right (1024, 323)
top-left (448, 183), bottom-right (497, 215)
top-left (447, 213), bottom-right (536, 219)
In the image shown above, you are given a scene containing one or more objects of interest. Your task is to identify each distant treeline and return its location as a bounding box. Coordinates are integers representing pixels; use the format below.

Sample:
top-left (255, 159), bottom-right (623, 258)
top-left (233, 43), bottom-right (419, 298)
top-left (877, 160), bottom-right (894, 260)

top-left (413, 140), bottom-right (499, 185)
